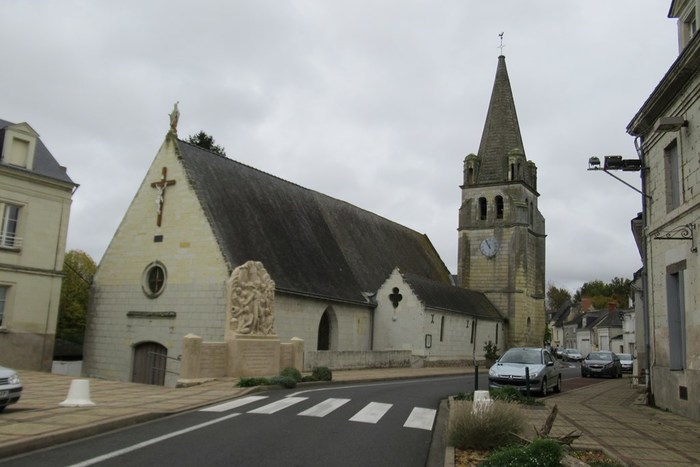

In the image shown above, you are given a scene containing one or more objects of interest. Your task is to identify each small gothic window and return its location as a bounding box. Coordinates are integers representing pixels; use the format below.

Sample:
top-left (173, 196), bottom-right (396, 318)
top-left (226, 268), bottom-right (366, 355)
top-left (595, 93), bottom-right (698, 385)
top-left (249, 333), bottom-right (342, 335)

top-left (529, 201), bottom-right (534, 225)
top-left (496, 196), bottom-right (504, 219)
top-left (509, 163), bottom-right (515, 181)
top-left (479, 197), bottom-right (487, 220)
top-left (495, 323), bottom-right (499, 344)
top-left (440, 316), bottom-right (445, 342)
top-left (142, 261), bottom-right (167, 298)
top-left (468, 167), bottom-right (475, 184)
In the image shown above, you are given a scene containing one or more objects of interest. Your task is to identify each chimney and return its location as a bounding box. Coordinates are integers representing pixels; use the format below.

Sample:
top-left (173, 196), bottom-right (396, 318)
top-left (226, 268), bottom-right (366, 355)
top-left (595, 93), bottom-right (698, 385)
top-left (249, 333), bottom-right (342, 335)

top-left (582, 297), bottom-right (592, 312)
top-left (607, 302), bottom-right (617, 312)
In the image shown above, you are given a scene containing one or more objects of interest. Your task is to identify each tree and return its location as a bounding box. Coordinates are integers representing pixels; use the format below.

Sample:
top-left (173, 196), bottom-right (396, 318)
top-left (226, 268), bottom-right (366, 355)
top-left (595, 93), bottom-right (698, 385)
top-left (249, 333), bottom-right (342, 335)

top-left (574, 277), bottom-right (632, 309)
top-left (546, 284), bottom-right (572, 310)
top-left (187, 131), bottom-right (226, 157)
top-left (57, 250), bottom-right (96, 345)
top-left (543, 324), bottom-right (552, 347)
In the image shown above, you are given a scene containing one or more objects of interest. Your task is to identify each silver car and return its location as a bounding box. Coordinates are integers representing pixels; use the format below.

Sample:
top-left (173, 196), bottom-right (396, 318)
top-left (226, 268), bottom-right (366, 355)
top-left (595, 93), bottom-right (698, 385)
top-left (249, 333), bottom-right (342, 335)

top-left (618, 353), bottom-right (634, 373)
top-left (488, 347), bottom-right (562, 396)
top-left (0, 366), bottom-right (22, 412)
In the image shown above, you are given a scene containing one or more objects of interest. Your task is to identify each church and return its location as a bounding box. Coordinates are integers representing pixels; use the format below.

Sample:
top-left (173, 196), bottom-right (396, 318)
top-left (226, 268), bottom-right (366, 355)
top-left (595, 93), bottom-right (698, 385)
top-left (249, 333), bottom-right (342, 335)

top-left (83, 55), bottom-right (545, 386)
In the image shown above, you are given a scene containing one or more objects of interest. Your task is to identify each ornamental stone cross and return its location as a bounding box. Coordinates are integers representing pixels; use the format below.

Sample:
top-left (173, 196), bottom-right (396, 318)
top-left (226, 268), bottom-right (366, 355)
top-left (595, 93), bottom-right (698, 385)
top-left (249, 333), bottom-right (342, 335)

top-left (151, 167), bottom-right (176, 227)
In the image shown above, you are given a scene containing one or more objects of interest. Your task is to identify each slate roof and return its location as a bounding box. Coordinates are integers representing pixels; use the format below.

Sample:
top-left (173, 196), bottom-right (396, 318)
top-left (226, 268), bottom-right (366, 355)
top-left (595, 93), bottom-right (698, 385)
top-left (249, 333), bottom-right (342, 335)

top-left (0, 119), bottom-right (75, 185)
top-left (476, 55), bottom-right (525, 183)
top-left (401, 272), bottom-right (503, 320)
top-left (176, 139), bottom-right (452, 305)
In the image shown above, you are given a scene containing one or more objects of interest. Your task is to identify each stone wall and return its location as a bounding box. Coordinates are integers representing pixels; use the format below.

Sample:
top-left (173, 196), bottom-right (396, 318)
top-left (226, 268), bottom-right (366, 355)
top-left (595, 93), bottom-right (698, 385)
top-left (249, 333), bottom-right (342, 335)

top-left (304, 350), bottom-right (412, 371)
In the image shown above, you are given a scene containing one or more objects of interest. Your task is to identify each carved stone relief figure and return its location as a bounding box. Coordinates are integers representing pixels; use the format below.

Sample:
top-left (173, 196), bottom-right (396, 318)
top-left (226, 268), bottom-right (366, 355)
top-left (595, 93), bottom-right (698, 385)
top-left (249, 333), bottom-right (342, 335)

top-left (227, 261), bottom-right (276, 336)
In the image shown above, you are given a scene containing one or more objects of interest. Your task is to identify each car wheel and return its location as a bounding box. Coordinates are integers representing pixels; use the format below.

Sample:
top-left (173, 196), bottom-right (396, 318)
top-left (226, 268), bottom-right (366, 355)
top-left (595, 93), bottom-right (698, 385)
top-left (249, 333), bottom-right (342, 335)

top-left (540, 377), bottom-right (548, 396)
top-left (554, 375), bottom-right (562, 393)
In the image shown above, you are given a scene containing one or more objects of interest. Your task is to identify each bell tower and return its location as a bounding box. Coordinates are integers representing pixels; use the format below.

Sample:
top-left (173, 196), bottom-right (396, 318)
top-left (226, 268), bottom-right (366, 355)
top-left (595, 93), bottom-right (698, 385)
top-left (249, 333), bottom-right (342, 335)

top-left (457, 54), bottom-right (546, 348)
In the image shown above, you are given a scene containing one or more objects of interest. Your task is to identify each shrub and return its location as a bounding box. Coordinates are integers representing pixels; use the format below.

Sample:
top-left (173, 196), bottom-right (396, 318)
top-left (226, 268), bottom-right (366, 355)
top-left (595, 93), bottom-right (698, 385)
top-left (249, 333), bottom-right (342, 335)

top-left (301, 375), bottom-right (317, 382)
top-left (489, 386), bottom-right (544, 406)
top-left (237, 377), bottom-right (270, 387)
top-left (270, 375), bottom-right (297, 388)
top-left (448, 400), bottom-right (525, 450)
top-left (311, 366), bottom-right (332, 381)
top-left (481, 438), bottom-right (562, 467)
top-left (483, 340), bottom-right (500, 361)
top-left (279, 367), bottom-right (303, 382)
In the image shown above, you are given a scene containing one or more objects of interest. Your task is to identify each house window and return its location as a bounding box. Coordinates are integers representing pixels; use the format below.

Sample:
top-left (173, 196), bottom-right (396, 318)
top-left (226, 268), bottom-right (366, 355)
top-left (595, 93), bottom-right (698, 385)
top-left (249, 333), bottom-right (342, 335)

top-left (495, 196), bottom-right (504, 219)
top-left (665, 141), bottom-right (681, 211)
top-left (0, 285), bottom-right (8, 326)
top-left (6, 137), bottom-right (30, 168)
top-left (142, 262), bottom-right (167, 298)
top-left (683, 9), bottom-right (697, 47)
top-left (495, 323), bottom-right (499, 345)
top-left (440, 316), bottom-right (445, 342)
top-left (479, 197), bottom-right (487, 220)
top-left (1, 204), bottom-right (20, 249)
top-left (470, 320), bottom-right (476, 344)
top-left (667, 261), bottom-right (686, 370)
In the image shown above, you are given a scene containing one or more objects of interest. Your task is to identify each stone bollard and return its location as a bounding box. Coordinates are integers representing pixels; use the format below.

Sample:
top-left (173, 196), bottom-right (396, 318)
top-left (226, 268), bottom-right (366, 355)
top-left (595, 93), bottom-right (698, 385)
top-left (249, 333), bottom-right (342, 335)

top-left (472, 390), bottom-right (493, 414)
top-left (59, 379), bottom-right (96, 407)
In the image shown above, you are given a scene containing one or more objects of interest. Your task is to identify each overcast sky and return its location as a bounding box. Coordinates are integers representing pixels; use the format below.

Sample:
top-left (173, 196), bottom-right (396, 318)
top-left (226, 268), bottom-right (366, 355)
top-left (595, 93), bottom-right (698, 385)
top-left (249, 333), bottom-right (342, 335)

top-left (1, 1), bottom-right (679, 295)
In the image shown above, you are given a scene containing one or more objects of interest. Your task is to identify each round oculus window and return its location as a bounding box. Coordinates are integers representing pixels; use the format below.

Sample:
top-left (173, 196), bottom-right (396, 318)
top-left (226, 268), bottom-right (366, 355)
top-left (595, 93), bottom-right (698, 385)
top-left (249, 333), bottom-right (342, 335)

top-left (142, 262), bottom-right (167, 298)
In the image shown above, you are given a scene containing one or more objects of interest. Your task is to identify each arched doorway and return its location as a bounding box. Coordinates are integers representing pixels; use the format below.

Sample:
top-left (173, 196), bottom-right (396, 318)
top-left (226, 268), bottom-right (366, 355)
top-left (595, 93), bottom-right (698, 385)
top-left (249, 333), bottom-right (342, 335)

top-left (317, 307), bottom-right (338, 351)
top-left (132, 341), bottom-right (167, 385)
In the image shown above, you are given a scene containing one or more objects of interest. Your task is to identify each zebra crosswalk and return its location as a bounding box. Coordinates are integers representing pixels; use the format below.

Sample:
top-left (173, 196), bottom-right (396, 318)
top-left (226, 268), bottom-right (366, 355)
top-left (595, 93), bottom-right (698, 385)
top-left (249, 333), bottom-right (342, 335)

top-left (200, 395), bottom-right (436, 431)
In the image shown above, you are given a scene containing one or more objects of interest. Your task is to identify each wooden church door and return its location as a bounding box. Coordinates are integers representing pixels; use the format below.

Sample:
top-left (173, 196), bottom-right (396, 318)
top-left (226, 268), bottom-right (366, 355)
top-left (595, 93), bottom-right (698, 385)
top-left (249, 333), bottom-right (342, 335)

top-left (132, 342), bottom-right (167, 385)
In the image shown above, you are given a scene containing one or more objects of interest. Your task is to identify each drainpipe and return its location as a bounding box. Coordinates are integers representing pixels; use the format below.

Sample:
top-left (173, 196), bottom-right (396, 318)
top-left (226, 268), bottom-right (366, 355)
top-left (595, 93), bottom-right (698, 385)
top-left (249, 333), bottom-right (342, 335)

top-left (634, 135), bottom-right (653, 404)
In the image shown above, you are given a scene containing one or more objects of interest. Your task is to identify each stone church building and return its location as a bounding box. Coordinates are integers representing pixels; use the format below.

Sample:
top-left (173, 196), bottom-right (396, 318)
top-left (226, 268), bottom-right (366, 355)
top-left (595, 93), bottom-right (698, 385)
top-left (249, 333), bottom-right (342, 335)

top-left (83, 55), bottom-right (545, 386)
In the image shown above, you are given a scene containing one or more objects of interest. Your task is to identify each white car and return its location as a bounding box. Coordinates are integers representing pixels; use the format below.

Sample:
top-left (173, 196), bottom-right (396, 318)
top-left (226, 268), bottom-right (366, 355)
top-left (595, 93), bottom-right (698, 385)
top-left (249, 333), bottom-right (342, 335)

top-left (488, 347), bottom-right (562, 396)
top-left (0, 365), bottom-right (22, 412)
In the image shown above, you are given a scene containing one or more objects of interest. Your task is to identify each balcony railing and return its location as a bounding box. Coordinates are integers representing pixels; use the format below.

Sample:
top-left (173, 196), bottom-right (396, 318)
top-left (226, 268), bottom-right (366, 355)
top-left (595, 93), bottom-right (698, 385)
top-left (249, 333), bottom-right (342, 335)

top-left (0, 233), bottom-right (22, 250)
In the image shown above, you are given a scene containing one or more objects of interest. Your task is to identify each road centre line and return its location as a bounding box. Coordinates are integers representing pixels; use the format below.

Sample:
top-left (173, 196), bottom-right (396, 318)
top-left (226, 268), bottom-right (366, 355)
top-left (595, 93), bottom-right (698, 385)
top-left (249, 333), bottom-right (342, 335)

top-left (67, 413), bottom-right (241, 467)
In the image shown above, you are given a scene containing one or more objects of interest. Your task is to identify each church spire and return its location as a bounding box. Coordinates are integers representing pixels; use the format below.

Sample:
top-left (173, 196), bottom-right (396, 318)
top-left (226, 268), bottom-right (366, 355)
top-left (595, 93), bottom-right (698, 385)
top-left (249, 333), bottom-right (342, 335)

top-left (475, 55), bottom-right (525, 183)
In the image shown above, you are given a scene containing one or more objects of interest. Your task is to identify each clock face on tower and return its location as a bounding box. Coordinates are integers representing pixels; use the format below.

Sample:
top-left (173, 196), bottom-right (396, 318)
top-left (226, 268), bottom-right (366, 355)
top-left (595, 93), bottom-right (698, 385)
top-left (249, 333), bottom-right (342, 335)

top-left (480, 236), bottom-right (498, 257)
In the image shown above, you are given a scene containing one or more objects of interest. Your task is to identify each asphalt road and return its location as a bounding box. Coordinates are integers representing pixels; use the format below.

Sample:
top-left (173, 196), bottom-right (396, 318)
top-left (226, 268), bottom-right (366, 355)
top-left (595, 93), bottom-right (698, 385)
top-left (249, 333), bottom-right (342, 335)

top-left (3, 375), bottom-right (482, 467)
top-left (3, 365), bottom-right (595, 467)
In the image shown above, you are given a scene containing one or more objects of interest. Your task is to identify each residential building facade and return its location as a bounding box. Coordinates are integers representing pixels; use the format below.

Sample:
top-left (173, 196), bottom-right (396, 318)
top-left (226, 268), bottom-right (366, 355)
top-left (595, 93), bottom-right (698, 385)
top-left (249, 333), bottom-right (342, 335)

top-left (0, 120), bottom-right (76, 370)
top-left (627, 0), bottom-right (700, 420)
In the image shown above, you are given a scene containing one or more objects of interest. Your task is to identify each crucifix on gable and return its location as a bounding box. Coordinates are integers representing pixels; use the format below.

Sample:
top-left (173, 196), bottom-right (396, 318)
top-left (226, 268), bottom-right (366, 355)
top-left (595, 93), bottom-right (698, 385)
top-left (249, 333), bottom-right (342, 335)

top-left (150, 167), bottom-right (176, 227)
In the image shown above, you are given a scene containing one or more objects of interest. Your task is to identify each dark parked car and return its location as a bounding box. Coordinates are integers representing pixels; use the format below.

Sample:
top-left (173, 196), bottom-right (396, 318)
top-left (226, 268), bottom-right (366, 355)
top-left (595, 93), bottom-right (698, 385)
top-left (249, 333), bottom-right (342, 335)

top-left (0, 365), bottom-right (22, 412)
top-left (581, 351), bottom-right (623, 378)
top-left (488, 347), bottom-right (561, 396)
top-left (618, 353), bottom-right (634, 373)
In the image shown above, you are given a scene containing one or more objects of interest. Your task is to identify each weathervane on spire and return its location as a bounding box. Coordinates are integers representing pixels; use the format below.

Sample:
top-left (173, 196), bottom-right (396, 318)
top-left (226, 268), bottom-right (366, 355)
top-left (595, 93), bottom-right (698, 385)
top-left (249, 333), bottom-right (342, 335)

top-left (498, 32), bottom-right (505, 55)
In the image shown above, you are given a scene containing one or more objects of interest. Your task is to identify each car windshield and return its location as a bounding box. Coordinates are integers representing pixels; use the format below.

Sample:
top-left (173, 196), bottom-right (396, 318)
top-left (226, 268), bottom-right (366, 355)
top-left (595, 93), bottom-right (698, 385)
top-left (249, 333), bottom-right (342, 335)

top-left (588, 352), bottom-right (612, 361)
top-left (566, 349), bottom-right (579, 354)
top-left (499, 349), bottom-right (542, 365)
top-left (618, 354), bottom-right (632, 360)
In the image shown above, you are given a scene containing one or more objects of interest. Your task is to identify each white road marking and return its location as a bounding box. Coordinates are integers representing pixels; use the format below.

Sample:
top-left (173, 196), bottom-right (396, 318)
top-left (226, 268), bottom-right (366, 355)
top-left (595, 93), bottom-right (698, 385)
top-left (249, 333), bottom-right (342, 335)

top-left (248, 396), bottom-right (308, 414)
top-left (403, 407), bottom-right (436, 431)
top-left (298, 398), bottom-right (351, 417)
top-left (68, 413), bottom-right (241, 467)
top-left (349, 402), bottom-right (393, 424)
top-left (200, 396), bottom-right (268, 412)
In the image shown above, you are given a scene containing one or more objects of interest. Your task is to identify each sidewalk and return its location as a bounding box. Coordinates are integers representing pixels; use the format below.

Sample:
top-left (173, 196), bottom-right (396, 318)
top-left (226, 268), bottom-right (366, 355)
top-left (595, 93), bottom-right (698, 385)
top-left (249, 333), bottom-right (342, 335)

top-left (521, 377), bottom-right (700, 467)
top-left (1, 368), bottom-right (699, 466)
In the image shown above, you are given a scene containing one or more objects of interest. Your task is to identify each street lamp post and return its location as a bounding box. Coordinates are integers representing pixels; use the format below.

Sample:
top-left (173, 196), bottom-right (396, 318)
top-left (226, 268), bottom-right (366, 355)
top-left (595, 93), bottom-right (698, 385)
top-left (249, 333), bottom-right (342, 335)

top-left (587, 153), bottom-right (652, 402)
